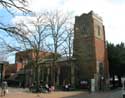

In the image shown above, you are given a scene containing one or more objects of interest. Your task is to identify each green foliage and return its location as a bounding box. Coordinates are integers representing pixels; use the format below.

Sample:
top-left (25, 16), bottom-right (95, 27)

top-left (107, 42), bottom-right (125, 76)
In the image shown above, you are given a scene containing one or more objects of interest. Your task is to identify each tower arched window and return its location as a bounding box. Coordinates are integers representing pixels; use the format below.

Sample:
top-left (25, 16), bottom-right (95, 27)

top-left (97, 26), bottom-right (101, 36)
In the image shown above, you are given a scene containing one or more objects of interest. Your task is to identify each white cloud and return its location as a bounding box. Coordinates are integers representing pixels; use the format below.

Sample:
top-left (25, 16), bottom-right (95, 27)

top-left (5, 0), bottom-right (125, 63)
top-left (28, 0), bottom-right (63, 12)
top-left (64, 0), bottom-right (125, 44)
top-left (12, 15), bottom-right (37, 24)
top-left (13, 0), bottom-right (125, 44)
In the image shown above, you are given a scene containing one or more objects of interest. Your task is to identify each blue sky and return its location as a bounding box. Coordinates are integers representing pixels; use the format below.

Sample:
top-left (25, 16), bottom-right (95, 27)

top-left (0, 0), bottom-right (125, 63)
top-left (15, 0), bottom-right (125, 44)
top-left (0, 8), bottom-right (13, 25)
top-left (1, 0), bottom-right (125, 44)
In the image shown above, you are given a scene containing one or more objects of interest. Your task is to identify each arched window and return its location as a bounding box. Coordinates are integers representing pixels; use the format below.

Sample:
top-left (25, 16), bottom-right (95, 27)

top-left (97, 26), bottom-right (101, 36)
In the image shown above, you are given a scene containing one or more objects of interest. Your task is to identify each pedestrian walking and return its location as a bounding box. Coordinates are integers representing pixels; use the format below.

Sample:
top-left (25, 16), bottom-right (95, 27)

top-left (1, 81), bottom-right (8, 96)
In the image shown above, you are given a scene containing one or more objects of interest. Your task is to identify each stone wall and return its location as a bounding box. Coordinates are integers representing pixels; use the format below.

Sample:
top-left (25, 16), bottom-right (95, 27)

top-left (73, 11), bottom-right (109, 89)
top-left (74, 12), bottom-right (96, 82)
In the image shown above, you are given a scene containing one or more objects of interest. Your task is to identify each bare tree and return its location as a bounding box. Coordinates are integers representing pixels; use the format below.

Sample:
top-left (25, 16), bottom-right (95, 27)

top-left (0, 13), bottom-right (49, 88)
top-left (45, 10), bottom-right (73, 85)
top-left (0, 54), bottom-right (7, 61)
top-left (0, 13), bottom-right (49, 51)
top-left (0, 10), bottom-right (73, 87)
top-left (60, 24), bottom-right (75, 86)
top-left (62, 25), bottom-right (73, 58)
top-left (0, 0), bottom-right (31, 63)
top-left (66, 27), bottom-right (75, 86)
top-left (0, 0), bottom-right (31, 14)
top-left (0, 0), bottom-right (31, 40)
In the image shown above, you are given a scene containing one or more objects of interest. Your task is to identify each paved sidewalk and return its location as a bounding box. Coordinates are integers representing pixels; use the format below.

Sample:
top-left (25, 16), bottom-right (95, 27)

top-left (0, 87), bottom-right (123, 98)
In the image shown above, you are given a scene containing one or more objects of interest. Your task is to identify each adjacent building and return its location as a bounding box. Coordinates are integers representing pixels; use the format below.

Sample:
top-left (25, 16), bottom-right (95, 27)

top-left (15, 49), bottom-right (75, 87)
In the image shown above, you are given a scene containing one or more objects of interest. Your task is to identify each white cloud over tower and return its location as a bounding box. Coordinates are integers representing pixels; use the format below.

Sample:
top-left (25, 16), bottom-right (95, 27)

top-left (13, 0), bottom-right (125, 44)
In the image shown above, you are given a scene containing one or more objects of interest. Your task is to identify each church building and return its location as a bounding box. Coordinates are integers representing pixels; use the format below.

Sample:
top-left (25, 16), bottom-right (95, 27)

top-left (4, 11), bottom-right (109, 91)
top-left (73, 11), bottom-right (109, 90)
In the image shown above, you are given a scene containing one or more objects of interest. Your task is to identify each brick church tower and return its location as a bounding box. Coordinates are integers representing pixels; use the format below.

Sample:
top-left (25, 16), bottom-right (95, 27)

top-left (73, 11), bottom-right (109, 90)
